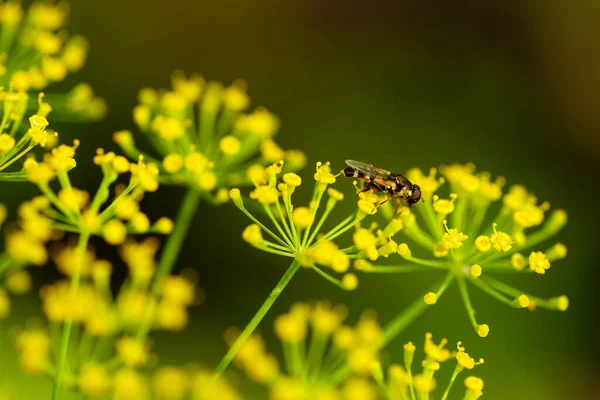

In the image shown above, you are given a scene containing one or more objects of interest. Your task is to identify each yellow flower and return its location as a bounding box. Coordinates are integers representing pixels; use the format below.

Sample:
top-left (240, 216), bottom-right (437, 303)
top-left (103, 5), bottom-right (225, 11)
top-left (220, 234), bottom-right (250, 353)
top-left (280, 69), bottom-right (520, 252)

top-left (113, 368), bottom-right (149, 400)
top-left (352, 163), bottom-right (570, 337)
top-left (529, 251), bottom-right (551, 274)
top-left (275, 311), bottom-right (307, 343)
top-left (103, 219), bottom-right (128, 245)
top-left (78, 364), bottom-right (111, 397)
top-left (116, 336), bottom-right (150, 367)
top-left (490, 223), bottom-right (512, 252)
top-left (442, 220), bottom-right (468, 249)
top-left (153, 366), bottom-right (189, 400)
top-left (116, 72), bottom-right (302, 198)
top-left (4, 270), bottom-right (32, 295)
top-left (455, 341), bottom-right (484, 370)
top-left (15, 328), bottom-right (51, 374)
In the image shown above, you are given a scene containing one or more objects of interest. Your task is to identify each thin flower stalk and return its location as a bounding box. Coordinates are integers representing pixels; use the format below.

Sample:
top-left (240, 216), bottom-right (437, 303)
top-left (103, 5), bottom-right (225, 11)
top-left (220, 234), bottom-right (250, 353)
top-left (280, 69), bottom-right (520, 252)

top-left (215, 161), bottom-right (405, 375)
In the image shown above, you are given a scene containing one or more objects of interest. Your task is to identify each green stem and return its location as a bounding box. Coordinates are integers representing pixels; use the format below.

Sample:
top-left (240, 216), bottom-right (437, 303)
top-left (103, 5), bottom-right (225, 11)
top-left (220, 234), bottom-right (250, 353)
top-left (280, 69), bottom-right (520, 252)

top-left (51, 231), bottom-right (90, 400)
top-left (134, 188), bottom-right (202, 342)
top-left (213, 259), bottom-right (301, 376)
top-left (441, 364), bottom-right (463, 400)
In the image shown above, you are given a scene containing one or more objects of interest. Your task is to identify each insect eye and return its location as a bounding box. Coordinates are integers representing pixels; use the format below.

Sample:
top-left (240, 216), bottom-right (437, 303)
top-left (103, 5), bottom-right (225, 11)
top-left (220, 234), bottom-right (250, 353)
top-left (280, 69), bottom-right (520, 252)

top-left (409, 186), bottom-right (422, 204)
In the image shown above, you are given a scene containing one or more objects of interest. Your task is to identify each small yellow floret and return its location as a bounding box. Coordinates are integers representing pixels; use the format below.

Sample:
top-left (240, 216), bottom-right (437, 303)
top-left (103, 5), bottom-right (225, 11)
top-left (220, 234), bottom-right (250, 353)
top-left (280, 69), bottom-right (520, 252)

top-left (274, 312), bottom-right (307, 343)
top-left (249, 185), bottom-right (279, 205)
top-left (242, 224), bottom-right (263, 247)
top-left (154, 217), bottom-right (174, 234)
top-left (219, 135), bottom-right (241, 155)
top-left (342, 273), bottom-right (358, 291)
top-left (292, 207), bottom-right (313, 229)
top-left (116, 336), bottom-right (149, 367)
top-left (78, 364), bottom-right (111, 397)
top-left (442, 220), bottom-right (468, 249)
top-left (511, 253), bottom-right (526, 270)
top-left (103, 219), bottom-right (127, 245)
top-left (283, 173), bottom-right (302, 187)
top-left (477, 324), bottom-right (490, 338)
top-left (470, 264), bottom-right (482, 278)
top-left (314, 162), bottom-right (336, 184)
top-left (529, 251), bottom-right (550, 274)
top-left (490, 223), bottom-right (512, 252)
top-left (424, 292), bottom-right (437, 305)
top-left (475, 235), bottom-right (491, 252)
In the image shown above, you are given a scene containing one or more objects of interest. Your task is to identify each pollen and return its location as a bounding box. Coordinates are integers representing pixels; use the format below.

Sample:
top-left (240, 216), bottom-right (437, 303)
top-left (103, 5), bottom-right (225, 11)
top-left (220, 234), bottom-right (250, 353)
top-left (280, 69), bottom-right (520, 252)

top-left (529, 251), bottom-right (550, 274)
top-left (442, 220), bottom-right (468, 249)
top-left (424, 292), bottom-right (437, 305)
top-left (470, 264), bottom-right (482, 278)
top-left (490, 223), bottom-right (512, 252)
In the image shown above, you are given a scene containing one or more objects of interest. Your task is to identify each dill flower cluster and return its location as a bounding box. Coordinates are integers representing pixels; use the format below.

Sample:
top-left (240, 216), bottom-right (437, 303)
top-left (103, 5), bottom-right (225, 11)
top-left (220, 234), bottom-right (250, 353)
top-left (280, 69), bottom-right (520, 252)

top-left (371, 333), bottom-right (484, 400)
top-left (214, 160), bottom-right (407, 375)
top-left (14, 241), bottom-right (203, 396)
top-left (114, 71), bottom-right (305, 201)
top-left (13, 143), bottom-right (172, 243)
top-left (356, 163), bottom-right (569, 337)
top-left (232, 160), bottom-right (405, 290)
top-left (0, 0), bottom-right (105, 120)
top-left (226, 300), bottom-right (384, 399)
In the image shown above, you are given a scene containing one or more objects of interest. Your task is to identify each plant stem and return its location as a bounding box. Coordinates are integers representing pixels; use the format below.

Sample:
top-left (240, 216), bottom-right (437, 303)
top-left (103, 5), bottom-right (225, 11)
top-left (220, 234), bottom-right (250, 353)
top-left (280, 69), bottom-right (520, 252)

top-left (135, 188), bottom-right (202, 342)
top-left (51, 231), bottom-right (90, 400)
top-left (213, 259), bottom-right (301, 376)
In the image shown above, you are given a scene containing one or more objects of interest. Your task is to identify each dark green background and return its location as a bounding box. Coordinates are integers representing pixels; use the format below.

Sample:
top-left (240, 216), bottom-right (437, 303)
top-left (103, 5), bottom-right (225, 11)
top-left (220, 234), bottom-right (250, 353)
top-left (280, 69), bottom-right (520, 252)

top-left (1, 1), bottom-right (599, 398)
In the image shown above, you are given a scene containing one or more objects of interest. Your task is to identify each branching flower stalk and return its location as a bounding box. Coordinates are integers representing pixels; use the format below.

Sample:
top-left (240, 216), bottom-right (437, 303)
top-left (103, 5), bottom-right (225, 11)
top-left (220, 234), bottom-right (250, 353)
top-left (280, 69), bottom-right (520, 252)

top-left (340, 163), bottom-right (569, 352)
top-left (0, 1), bottom-right (105, 121)
top-left (112, 72), bottom-right (306, 368)
top-left (17, 142), bottom-right (173, 399)
top-left (228, 300), bottom-right (486, 400)
top-left (214, 161), bottom-right (405, 375)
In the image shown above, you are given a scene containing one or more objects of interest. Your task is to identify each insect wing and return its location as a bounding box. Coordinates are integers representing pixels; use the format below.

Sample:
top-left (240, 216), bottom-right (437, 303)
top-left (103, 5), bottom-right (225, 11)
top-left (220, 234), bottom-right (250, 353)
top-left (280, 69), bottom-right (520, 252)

top-left (345, 160), bottom-right (391, 179)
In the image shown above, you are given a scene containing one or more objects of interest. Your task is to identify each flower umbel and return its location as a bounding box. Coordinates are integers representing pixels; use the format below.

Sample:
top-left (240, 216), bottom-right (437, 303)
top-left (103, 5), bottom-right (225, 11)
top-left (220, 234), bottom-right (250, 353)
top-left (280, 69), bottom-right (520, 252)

top-left (114, 71), bottom-right (305, 201)
top-left (228, 300), bottom-right (382, 399)
top-left (215, 161), bottom-right (402, 375)
top-left (358, 164), bottom-right (569, 337)
top-left (0, 1), bottom-right (105, 120)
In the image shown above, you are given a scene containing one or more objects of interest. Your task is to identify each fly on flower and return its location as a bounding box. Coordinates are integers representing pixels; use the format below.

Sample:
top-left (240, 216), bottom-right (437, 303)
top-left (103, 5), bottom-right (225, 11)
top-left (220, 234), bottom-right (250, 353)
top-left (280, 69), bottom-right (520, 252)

top-left (343, 160), bottom-right (422, 208)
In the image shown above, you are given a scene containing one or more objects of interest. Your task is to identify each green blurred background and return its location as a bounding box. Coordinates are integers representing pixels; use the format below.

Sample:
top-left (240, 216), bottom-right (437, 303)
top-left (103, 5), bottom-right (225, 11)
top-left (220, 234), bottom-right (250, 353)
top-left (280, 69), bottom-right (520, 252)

top-left (2, 0), bottom-right (599, 398)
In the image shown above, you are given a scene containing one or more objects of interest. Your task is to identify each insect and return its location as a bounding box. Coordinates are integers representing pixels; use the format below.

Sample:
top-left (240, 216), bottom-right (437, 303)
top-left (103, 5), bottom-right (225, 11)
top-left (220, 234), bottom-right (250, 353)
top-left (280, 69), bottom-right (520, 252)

top-left (342, 160), bottom-right (422, 207)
